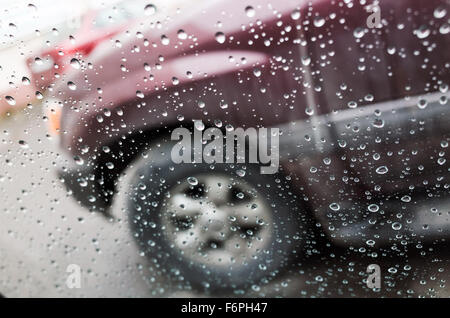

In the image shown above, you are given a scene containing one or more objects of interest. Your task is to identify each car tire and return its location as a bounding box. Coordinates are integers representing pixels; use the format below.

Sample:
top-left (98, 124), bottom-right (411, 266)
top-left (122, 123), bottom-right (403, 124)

top-left (120, 137), bottom-right (308, 293)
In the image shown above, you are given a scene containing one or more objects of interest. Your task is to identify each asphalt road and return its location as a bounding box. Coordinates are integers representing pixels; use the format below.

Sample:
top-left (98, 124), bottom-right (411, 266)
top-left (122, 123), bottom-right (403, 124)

top-left (0, 105), bottom-right (448, 297)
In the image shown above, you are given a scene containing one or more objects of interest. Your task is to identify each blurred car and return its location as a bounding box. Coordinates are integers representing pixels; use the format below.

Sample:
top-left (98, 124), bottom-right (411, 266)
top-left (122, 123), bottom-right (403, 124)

top-left (26, 0), bottom-right (150, 92)
top-left (47, 0), bottom-right (450, 292)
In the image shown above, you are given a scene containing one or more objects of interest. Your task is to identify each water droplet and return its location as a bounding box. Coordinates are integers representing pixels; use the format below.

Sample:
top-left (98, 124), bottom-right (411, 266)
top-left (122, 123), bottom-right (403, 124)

top-left (136, 90), bottom-right (144, 98)
top-left (387, 46), bottom-right (396, 55)
top-left (368, 204), bottom-right (379, 213)
top-left (375, 166), bottom-right (388, 174)
top-left (338, 140), bottom-right (347, 148)
top-left (305, 107), bottom-right (314, 116)
top-left (67, 81), bottom-right (76, 90)
top-left (187, 177), bottom-right (198, 186)
top-left (74, 156), bottom-right (84, 166)
top-left (177, 29), bottom-right (187, 40)
top-left (161, 35), bottom-right (170, 45)
top-left (70, 58), bottom-right (80, 69)
top-left (245, 6), bottom-right (255, 18)
top-left (313, 17), bottom-right (325, 28)
top-left (22, 76), bottom-right (30, 85)
top-left (434, 6), bottom-right (447, 19)
top-left (439, 24), bottom-right (450, 35)
top-left (372, 118), bottom-right (384, 128)
top-left (18, 140), bottom-right (28, 149)
top-left (215, 32), bottom-right (226, 44)
top-left (417, 99), bottom-right (428, 109)
top-left (144, 4), bottom-right (156, 16)
top-left (301, 56), bottom-right (311, 66)
top-left (5, 96), bottom-right (15, 106)
top-left (392, 222), bottom-right (402, 230)
top-left (353, 27), bottom-right (365, 39)
top-left (401, 195), bottom-right (411, 203)
top-left (365, 94), bottom-right (375, 102)
top-left (291, 9), bottom-right (300, 20)
top-left (194, 121), bottom-right (204, 131)
top-left (348, 101), bottom-right (358, 109)
top-left (329, 203), bottom-right (340, 211)
top-left (251, 284), bottom-right (260, 291)
top-left (415, 25), bottom-right (430, 39)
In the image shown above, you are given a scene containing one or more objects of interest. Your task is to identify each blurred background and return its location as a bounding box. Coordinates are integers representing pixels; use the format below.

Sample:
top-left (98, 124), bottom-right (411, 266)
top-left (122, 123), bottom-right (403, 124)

top-left (0, 0), bottom-right (185, 115)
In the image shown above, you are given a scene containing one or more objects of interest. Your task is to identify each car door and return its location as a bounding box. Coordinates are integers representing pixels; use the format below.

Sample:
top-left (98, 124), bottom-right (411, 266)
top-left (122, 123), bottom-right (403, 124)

top-left (285, 0), bottom-right (450, 243)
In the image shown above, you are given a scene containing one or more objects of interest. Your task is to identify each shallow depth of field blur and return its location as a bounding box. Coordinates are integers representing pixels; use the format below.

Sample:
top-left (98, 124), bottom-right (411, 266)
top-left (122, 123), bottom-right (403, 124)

top-left (0, 0), bottom-right (449, 297)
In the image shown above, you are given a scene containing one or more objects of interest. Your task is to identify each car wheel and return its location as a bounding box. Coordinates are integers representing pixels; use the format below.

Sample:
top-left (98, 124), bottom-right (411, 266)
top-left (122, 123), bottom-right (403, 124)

top-left (121, 138), bottom-right (308, 293)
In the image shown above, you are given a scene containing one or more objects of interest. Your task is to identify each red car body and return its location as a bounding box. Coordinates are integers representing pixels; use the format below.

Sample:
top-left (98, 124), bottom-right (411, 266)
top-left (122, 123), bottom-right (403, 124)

top-left (50, 0), bottom-right (450, 246)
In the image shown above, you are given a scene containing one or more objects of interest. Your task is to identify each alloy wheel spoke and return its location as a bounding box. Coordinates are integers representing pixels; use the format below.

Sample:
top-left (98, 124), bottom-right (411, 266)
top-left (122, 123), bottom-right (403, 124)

top-left (161, 173), bottom-right (273, 267)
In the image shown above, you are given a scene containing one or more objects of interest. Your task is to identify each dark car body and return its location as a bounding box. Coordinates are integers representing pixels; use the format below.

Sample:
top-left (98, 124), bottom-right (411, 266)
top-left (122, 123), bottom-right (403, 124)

top-left (49, 0), bottom-right (450, 247)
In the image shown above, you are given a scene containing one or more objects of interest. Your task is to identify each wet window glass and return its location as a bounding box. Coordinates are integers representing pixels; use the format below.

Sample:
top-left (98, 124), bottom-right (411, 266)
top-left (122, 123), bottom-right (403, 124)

top-left (0, 0), bottom-right (449, 298)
